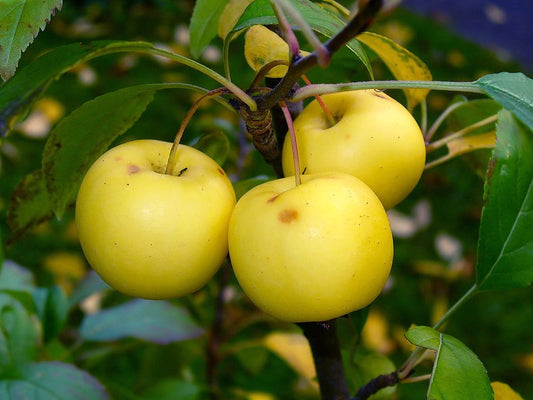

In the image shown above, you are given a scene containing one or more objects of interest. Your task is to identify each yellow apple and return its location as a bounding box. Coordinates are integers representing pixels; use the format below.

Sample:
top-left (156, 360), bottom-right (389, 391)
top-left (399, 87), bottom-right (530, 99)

top-left (75, 139), bottom-right (236, 299)
top-left (228, 172), bottom-right (393, 322)
top-left (282, 90), bottom-right (426, 209)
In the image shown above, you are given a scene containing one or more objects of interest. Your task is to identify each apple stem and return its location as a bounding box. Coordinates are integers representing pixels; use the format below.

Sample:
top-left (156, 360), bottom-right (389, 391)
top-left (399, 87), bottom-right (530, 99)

top-left (165, 88), bottom-right (229, 175)
top-left (424, 98), bottom-right (468, 142)
top-left (248, 60), bottom-right (290, 90)
top-left (302, 75), bottom-right (337, 127)
top-left (280, 101), bottom-right (302, 185)
top-left (271, 0), bottom-right (300, 59)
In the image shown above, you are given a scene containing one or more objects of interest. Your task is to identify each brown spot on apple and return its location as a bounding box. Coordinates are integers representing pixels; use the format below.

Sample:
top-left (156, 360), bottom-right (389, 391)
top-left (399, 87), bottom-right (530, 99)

top-left (267, 194), bottom-right (280, 203)
top-left (128, 164), bottom-right (141, 174)
top-left (278, 209), bottom-right (298, 223)
top-left (217, 167), bottom-right (225, 176)
top-left (373, 91), bottom-right (389, 100)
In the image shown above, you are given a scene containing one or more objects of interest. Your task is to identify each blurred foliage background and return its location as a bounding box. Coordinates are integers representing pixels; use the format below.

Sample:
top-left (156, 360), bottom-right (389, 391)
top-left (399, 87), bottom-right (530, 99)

top-left (0, 0), bottom-right (531, 399)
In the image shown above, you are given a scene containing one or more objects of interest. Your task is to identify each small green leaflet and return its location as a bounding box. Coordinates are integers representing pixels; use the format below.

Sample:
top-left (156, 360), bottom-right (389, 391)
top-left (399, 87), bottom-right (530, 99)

top-left (405, 326), bottom-right (493, 400)
top-left (475, 110), bottom-right (533, 290)
top-left (193, 131), bottom-right (231, 166)
top-left (0, 0), bottom-right (62, 81)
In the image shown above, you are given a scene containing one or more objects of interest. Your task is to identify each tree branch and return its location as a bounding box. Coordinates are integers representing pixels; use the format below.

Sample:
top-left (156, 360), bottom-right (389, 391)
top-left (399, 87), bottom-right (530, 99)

top-left (299, 320), bottom-right (351, 400)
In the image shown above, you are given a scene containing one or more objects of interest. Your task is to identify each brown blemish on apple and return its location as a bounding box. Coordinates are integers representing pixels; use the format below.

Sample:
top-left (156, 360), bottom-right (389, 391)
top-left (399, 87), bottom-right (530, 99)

top-left (278, 209), bottom-right (298, 223)
top-left (372, 91), bottom-right (389, 100)
top-left (217, 167), bottom-right (225, 176)
top-left (267, 194), bottom-right (280, 203)
top-left (128, 164), bottom-right (141, 174)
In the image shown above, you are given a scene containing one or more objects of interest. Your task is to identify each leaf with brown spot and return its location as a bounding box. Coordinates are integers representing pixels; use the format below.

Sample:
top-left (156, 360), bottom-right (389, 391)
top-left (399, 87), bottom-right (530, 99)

top-left (7, 170), bottom-right (54, 242)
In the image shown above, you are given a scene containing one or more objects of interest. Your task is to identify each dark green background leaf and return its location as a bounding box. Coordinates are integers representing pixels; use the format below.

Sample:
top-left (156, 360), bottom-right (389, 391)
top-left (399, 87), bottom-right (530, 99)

top-left (80, 299), bottom-right (203, 344)
top-left (193, 131), bottom-right (231, 166)
top-left (0, 361), bottom-right (109, 399)
top-left (0, 293), bottom-right (41, 375)
top-left (477, 72), bottom-right (533, 132)
top-left (476, 110), bottom-right (533, 290)
top-left (232, 0), bottom-right (372, 76)
top-left (32, 286), bottom-right (69, 342)
top-left (405, 326), bottom-right (493, 400)
top-left (142, 379), bottom-right (202, 400)
top-left (189, 0), bottom-right (229, 58)
top-left (0, 0), bottom-right (62, 81)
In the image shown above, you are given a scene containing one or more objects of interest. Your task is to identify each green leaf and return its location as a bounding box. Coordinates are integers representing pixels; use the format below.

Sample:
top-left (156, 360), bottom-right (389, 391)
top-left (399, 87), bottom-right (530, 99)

top-left (80, 299), bottom-right (203, 344)
top-left (6, 170), bottom-right (53, 242)
top-left (476, 110), bottom-right (533, 290)
top-left (0, 361), bottom-right (109, 399)
top-left (189, 0), bottom-right (229, 58)
top-left (32, 286), bottom-right (68, 342)
top-left (476, 72), bottom-right (533, 132)
top-left (232, 0), bottom-right (372, 76)
top-left (42, 83), bottom-right (208, 219)
top-left (193, 131), bottom-right (231, 166)
top-left (68, 271), bottom-right (110, 309)
top-left (0, 0), bottom-right (62, 81)
top-left (142, 379), bottom-right (202, 400)
top-left (0, 292), bottom-right (41, 375)
top-left (405, 326), bottom-right (493, 400)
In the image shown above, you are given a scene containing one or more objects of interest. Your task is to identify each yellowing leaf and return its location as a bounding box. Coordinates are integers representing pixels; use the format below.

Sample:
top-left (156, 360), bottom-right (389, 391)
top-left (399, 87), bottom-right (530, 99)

top-left (218, 0), bottom-right (254, 40)
top-left (491, 382), bottom-right (524, 400)
top-left (34, 97), bottom-right (65, 123)
top-left (244, 25), bottom-right (290, 78)
top-left (246, 392), bottom-right (278, 400)
top-left (263, 332), bottom-right (318, 390)
top-left (358, 32), bottom-right (432, 110)
top-left (447, 131), bottom-right (496, 157)
top-left (361, 309), bottom-right (396, 354)
top-left (244, 25), bottom-right (309, 78)
top-left (43, 252), bottom-right (87, 294)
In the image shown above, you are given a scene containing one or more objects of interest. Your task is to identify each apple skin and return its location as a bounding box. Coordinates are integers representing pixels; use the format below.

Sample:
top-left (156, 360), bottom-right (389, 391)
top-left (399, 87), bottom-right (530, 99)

top-left (75, 139), bottom-right (236, 299)
top-left (228, 172), bottom-right (393, 322)
top-left (281, 90), bottom-right (426, 209)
